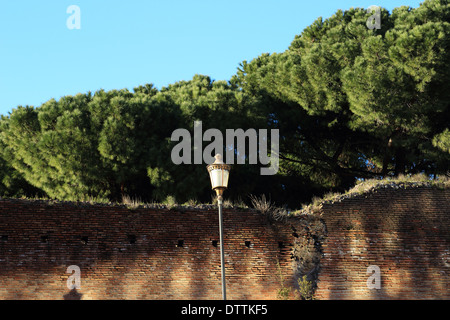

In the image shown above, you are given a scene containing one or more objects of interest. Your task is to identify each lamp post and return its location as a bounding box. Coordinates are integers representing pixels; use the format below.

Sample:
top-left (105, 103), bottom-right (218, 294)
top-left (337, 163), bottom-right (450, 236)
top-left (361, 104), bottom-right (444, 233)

top-left (207, 154), bottom-right (231, 300)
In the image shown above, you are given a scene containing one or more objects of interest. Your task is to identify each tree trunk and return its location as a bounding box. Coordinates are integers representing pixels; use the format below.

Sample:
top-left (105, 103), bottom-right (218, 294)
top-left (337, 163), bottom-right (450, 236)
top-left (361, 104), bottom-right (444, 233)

top-left (394, 148), bottom-right (406, 176)
top-left (381, 137), bottom-right (392, 176)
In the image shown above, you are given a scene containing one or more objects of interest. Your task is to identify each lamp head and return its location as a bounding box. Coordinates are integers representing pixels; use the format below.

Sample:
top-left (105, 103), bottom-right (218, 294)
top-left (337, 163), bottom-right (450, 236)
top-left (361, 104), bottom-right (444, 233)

top-left (207, 154), bottom-right (231, 199)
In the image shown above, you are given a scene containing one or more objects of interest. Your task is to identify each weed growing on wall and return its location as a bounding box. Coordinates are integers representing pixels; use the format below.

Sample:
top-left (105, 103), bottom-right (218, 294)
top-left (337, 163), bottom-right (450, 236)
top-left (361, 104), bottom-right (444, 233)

top-left (297, 275), bottom-right (315, 300)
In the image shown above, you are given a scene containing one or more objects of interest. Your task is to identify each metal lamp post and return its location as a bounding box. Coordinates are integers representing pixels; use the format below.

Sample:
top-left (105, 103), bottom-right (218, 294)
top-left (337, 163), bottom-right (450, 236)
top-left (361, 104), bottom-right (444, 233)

top-left (207, 154), bottom-right (231, 300)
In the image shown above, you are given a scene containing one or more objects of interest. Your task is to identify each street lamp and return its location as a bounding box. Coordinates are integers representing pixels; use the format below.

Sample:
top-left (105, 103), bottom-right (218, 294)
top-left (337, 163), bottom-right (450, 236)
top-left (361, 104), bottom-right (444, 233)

top-left (207, 154), bottom-right (231, 300)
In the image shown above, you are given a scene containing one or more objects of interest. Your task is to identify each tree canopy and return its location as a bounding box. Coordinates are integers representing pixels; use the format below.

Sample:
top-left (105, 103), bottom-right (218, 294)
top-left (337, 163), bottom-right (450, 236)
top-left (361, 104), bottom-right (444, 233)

top-left (1, 0), bottom-right (448, 208)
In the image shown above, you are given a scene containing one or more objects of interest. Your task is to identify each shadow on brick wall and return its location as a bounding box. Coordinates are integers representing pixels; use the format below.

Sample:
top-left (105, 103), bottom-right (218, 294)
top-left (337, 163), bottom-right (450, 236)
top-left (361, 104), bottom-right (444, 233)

top-left (317, 187), bottom-right (450, 300)
top-left (64, 289), bottom-right (83, 300)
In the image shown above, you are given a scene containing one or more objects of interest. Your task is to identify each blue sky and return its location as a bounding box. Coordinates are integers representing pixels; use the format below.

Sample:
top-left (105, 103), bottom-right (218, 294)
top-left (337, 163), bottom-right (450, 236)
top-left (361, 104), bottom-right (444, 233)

top-left (0, 0), bottom-right (423, 116)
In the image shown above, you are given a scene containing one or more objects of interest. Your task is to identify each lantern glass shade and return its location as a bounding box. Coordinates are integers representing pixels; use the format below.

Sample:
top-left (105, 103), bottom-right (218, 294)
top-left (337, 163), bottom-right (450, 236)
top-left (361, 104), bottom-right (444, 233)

top-left (207, 154), bottom-right (231, 191)
top-left (209, 168), bottom-right (229, 190)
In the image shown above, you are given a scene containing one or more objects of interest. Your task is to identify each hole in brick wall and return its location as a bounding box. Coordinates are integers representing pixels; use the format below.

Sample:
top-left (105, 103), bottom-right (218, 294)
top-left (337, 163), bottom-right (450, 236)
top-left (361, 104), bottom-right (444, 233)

top-left (41, 235), bottom-right (49, 243)
top-left (278, 241), bottom-right (285, 249)
top-left (176, 240), bottom-right (184, 248)
top-left (245, 241), bottom-right (251, 248)
top-left (212, 240), bottom-right (218, 247)
top-left (80, 236), bottom-right (88, 245)
top-left (1, 235), bottom-right (8, 241)
top-left (127, 235), bottom-right (136, 244)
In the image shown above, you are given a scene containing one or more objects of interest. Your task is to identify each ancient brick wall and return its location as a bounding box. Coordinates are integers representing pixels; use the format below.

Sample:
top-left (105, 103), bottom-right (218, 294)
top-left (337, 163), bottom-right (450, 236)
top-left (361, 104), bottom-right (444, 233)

top-left (315, 186), bottom-right (450, 299)
top-left (0, 199), bottom-right (302, 300)
top-left (1, 186), bottom-right (448, 300)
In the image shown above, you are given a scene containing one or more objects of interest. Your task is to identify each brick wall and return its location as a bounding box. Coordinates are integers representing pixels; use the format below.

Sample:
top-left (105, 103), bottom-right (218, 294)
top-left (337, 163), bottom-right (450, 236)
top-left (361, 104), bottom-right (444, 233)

top-left (315, 186), bottom-right (450, 299)
top-left (1, 186), bottom-right (448, 300)
top-left (0, 199), bottom-right (304, 300)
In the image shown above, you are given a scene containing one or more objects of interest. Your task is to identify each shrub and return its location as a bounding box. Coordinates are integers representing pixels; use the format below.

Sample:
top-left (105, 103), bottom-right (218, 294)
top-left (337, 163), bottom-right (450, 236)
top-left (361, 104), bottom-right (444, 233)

top-left (297, 275), bottom-right (314, 300)
top-left (249, 194), bottom-right (289, 222)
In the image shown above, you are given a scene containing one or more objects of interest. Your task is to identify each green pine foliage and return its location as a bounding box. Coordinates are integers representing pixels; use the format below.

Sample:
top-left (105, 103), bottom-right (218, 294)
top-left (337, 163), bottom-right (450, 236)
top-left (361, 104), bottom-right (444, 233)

top-left (0, 0), bottom-right (448, 208)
